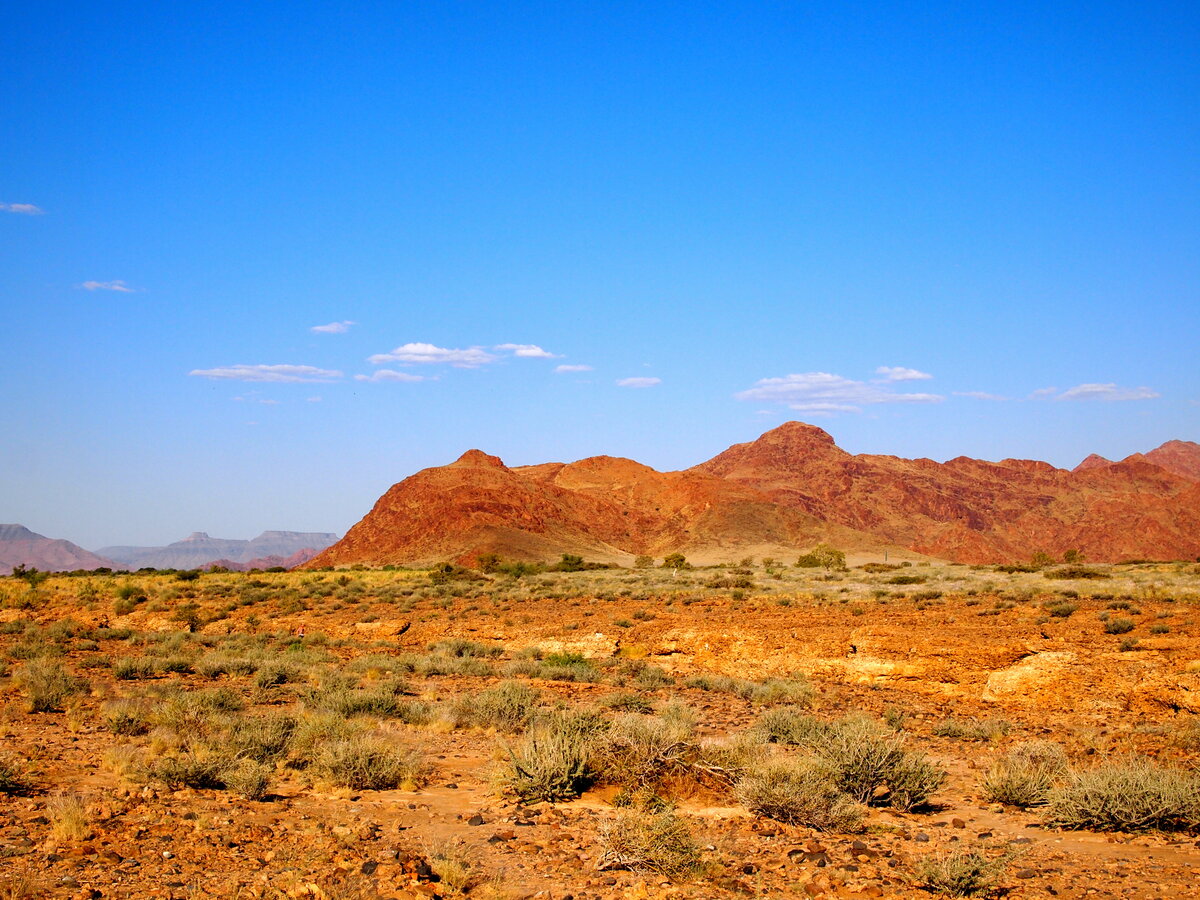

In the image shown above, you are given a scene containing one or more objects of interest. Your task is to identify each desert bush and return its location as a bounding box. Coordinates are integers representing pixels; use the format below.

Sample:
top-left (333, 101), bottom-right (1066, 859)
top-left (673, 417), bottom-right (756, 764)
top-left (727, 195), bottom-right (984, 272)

top-left (112, 656), bottom-right (160, 680)
top-left (253, 661), bottom-right (300, 687)
top-left (500, 709), bottom-right (607, 802)
top-left (1046, 757), bottom-right (1200, 832)
top-left (983, 740), bottom-right (1068, 808)
top-left (1105, 617), bottom-right (1135, 635)
top-left (917, 850), bottom-right (1006, 897)
top-left (103, 698), bottom-right (152, 735)
top-left (312, 734), bottom-right (426, 790)
top-left (754, 706), bottom-right (831, 746)
top-left (0, 753), bottom-right (28, 794)
top-left (693, 733), bottom-right (770, 786)
top-left (195, 652), bottom-right (258, 678)
top-left (428, 638), bottom-right (504, 658)
top-left (736, 757), bottom-right (863, 830)
top-left (452, 681), bottom-right (539, 733)
top-left (221, 758), bottom-right (272, 801)
top-left (146, 751), bottom-right (229, 790)
top-left (225, 713), bottom-right (297, 763)
top-left (592, 713), bottom-right (697, 787)
top-left (1045, 601), bottom-right (1078, 618)
top-left (933, 718), bottom-right (1011, 742)
top-left (16, 660), bottom-right (87, 712)
top-left (599, 692), bottom-right (655, 713)
top-left (304, 681), bottom-right (414, 720)
top-left (597, 808), bottom-right (701, 878)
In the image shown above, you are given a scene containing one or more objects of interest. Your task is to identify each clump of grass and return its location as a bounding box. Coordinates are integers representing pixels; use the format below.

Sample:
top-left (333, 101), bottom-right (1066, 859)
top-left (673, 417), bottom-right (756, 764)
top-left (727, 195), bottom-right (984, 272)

top-left (425, 839), bottom-right (478, 894)
top-left (917, 850), bottom-right (1007, 896)
top-left (47, 793), bottom-right (91, 841)
top-left (16, 660), bottom-right (87, 712)
top-left (1046, 757), bottom-right (1200, 832)
top-left (684, 673), bottom-right (813, 706)
top-left (221, 758), bottom-right (272, 801)
top-left (591, 713), bottom-right (696, 788)
top-left (0, 753), bottom-right (28, 794)
top-left (1104, 617), bottom-right (1135, 635)
top-left (111, 656), bottom-right (160, 680)
top-left (311, 734), bottom-right (426, 790)
top-left (597, 808), bottom-right (702, 878)
top-left (103, 698), bottom-right (152, 735)
top-left (451, 681), bottom-right (540, 733)
top-left (983, 741), bottom-right (1068, 808)
top-left (499, 709), bottom-right (607, 802)
top-left (933, 718), bottom-right (1011, 742)
top-left (753, 706), bottom-right (831, 746)
top-left (599, 692), bottom-right (655, 713)
top-left (736, 757), bottom-right (863, 831)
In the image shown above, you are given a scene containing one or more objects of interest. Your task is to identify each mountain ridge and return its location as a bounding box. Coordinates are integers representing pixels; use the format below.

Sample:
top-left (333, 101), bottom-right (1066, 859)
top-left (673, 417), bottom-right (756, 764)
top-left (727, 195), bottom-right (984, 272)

top-left (307, 422), bottom-right (1200, 568)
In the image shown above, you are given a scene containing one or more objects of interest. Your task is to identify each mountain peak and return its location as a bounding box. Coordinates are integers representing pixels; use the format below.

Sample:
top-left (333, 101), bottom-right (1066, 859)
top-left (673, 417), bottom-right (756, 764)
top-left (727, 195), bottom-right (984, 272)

top-left (450, 449), bottom-right (508, 469)
top-left (183, 532), bottom-right (212, 542)
top-left (1073, 453), bottom-right (1113, 473)
top-left (0, 524), bottom-right (43, 542)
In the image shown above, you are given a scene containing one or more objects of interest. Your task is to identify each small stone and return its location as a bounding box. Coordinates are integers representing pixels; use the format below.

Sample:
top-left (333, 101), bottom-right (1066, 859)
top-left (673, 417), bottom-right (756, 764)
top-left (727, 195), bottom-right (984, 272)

top-left (914, 833), bottom-right (931, 843)
top-left (951, 818), bottom-right (966, 829)
top-left (468, 814), bottom-right (485, 826)
top-left (162, 851), bottom-right (173, 859)
top-left (1016, 868), bottom-right (1037, 879)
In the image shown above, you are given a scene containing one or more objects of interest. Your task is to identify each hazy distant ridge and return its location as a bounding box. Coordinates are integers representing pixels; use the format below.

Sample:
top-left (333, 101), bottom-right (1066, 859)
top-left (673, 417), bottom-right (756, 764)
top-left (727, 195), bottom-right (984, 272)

top-left (98, 531), bottom-right (338, 570)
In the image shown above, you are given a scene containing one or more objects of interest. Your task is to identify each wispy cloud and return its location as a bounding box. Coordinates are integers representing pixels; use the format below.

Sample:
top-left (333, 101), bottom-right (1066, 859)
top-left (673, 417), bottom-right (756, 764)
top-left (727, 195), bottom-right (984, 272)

top-left (1029, 387), bottom-right (1058, 398)
top-left (189, 364), bottom-right (343, 383)
top-left (311, 320), bottom-right (355, 334)
top-left (954, 391), bottom-right (1007, 401)
top-left (79, 280), bottom-right (135, 293)
top-left (736, 372), bottom-right (943, 414)
top-left (555, 364), bottom-right (593, 373)
top-left (617, 377), bottom-right (662, 388)
top-left (1055, 383), bottom-right (1160, 402)
top-left (495, 343), bottom-right (559, 359)
top-left (233, 395), bottom-right (280, 405)
top-left (1, 202), bottom-right (43, 215)
top-left (874, 366), bottom-right (933, 382)
top-left (368, 342), bottom-right (496, 368)
top-left (354, 369), bottom-right (425, 383)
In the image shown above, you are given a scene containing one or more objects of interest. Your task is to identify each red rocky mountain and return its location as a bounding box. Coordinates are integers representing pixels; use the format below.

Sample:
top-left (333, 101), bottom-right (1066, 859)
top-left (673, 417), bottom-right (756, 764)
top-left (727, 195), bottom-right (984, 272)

top-left (307, 423), bottom-right (1200, 568)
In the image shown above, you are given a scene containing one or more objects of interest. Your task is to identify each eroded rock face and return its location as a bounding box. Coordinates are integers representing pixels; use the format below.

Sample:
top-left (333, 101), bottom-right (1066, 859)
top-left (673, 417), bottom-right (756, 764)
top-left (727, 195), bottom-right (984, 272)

top-left (306, 422), bottom-right (1200, 569)
top-left (982, 651), bottom-right (1077, 702)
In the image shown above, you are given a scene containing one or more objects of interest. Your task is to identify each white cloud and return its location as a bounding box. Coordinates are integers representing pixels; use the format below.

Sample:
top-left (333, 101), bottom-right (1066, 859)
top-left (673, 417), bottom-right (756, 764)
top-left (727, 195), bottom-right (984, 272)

top-left (354, 369), bottom-right (425, 383)
top-left (1030, 387), bottom-right (1059, 398)
top-left (954, 391), bottom-right (1007, 401)
top-left (555, 364), bottom-right (594, 373)
top-left (495, 343), bottom-right (560, 358)
top-left (1055, 383), bottom-right (1160, 402)
top-left (79, 280), bottom-right (135, 293)
top-left (306, 396), bottom-right (322, 403)
top-left (368, 342), bottom-right (495, 368)
top-left (311, 320), bottom-right (355, 334)
top-left (189, 364), bottom-right (343, 383)
top-left (1, 202), bottom-right (42, 215)
top-left (233, 395), bottom-right (280, 405)
top-left (874, 366), bottom-right (933, 382)
top-left (736, 372), bottom-right (943, 413)
top-left (617, 377), bottom-right (662, 388)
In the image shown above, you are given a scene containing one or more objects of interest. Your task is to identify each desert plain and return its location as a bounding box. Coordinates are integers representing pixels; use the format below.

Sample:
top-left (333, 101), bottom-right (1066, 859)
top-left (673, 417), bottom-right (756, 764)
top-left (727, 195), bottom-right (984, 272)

top-left (3, 558), bottom-right (1200, 899)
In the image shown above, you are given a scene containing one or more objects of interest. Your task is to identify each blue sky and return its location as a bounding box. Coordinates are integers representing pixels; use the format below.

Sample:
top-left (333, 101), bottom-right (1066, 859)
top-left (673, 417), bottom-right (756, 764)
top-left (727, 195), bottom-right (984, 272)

top-left (2, 2), bottom-right (1197, 549)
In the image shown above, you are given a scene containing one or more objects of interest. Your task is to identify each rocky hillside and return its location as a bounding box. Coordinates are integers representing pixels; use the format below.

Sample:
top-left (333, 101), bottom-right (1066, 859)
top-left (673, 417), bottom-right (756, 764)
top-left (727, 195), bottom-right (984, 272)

top-left (308, 423), bottom-right (1200, 568)
top-left (0, 524), bottom-right (116, 575)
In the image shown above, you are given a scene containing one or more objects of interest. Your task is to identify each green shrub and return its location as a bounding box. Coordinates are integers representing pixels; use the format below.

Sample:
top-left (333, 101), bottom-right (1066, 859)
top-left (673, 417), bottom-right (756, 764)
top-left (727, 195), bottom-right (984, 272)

top-left (1046, 758), bottom-right (1200, 832)
top-left (1045, 602), bottom-right (1078, 618)
top-left (112, 656), bottom-right (160, 680)
top-left (224, 713), bottom-right (297, 763)
top-left (597, 808), bottom-right (702, 878)
top-left (754, 706), bottom-right (831, 746)
top-left (737, 757), bottom-right (863, 830)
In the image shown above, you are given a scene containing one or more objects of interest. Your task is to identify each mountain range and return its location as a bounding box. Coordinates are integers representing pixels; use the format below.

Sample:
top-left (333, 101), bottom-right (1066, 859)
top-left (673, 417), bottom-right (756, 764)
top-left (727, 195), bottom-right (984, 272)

top-left (98, 531), bottom-right (339, 571)
top-left (307, 423), bottom-right (1200, 568)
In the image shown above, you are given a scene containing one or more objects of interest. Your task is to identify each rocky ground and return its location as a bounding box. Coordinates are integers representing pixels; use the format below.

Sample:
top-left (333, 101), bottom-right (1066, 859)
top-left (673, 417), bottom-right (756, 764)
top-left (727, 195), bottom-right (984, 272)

top-left (2, 560), bottom-right (1199, 899)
